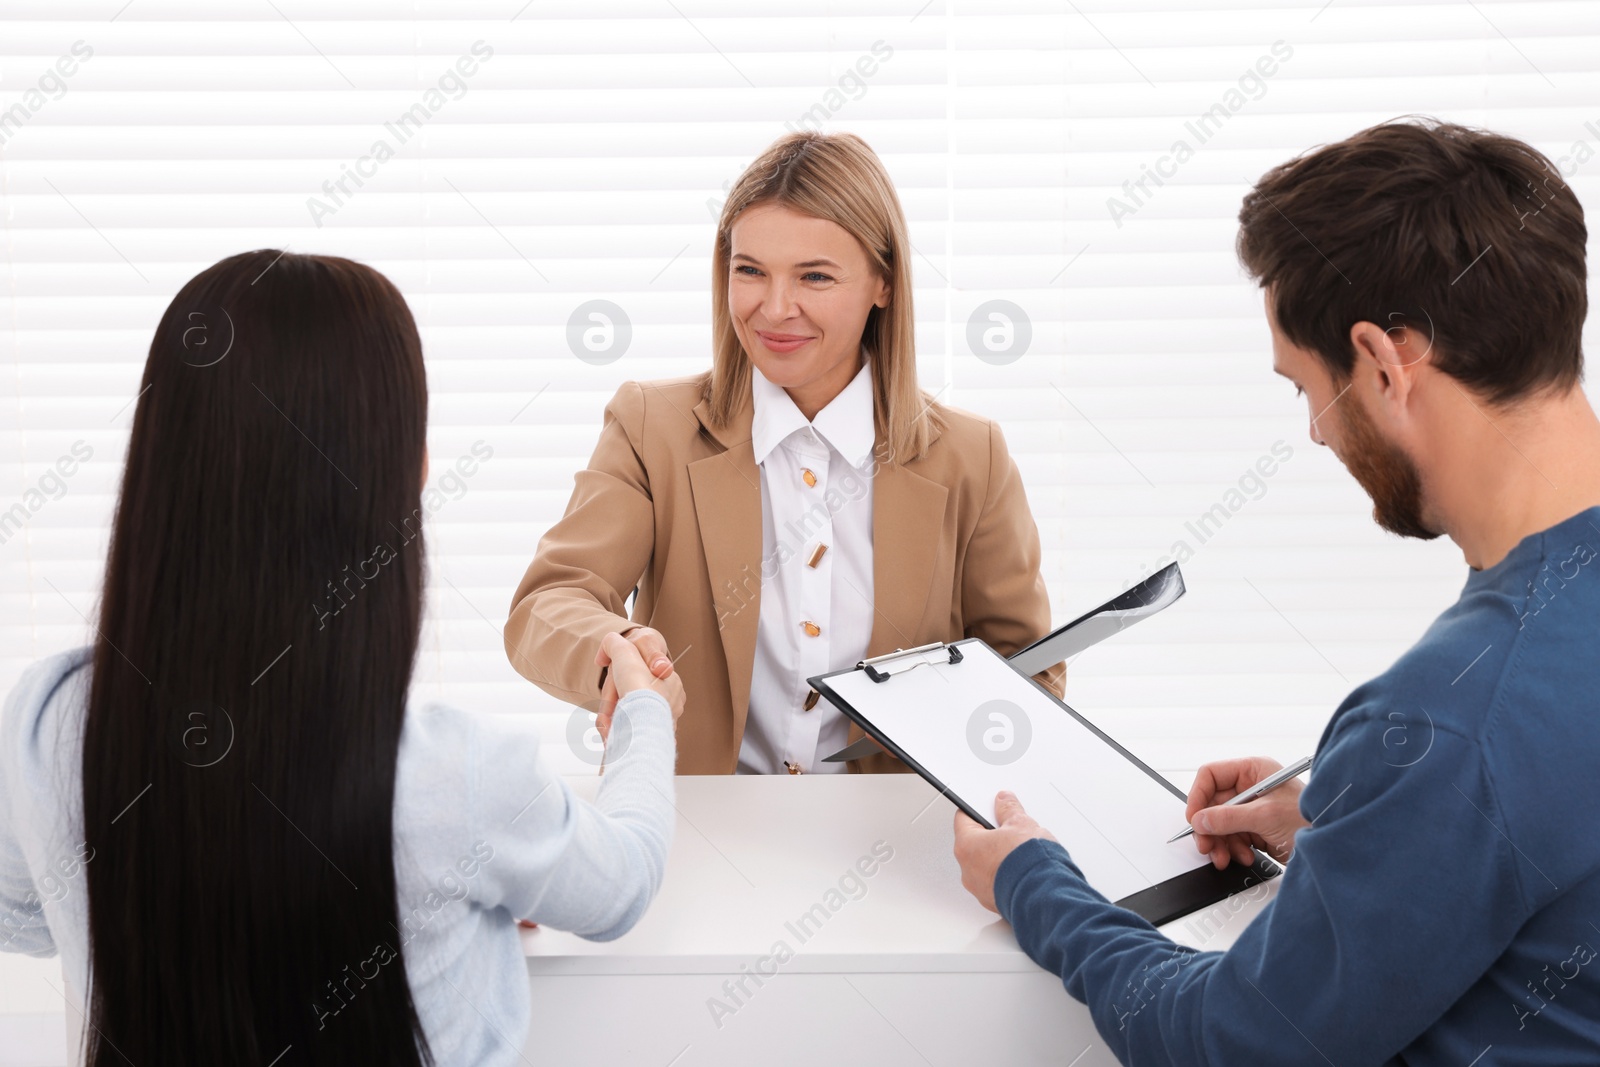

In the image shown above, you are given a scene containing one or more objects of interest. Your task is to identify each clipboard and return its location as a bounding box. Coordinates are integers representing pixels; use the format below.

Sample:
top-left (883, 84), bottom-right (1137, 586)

top-left (1007, 561), bottom-right (1186, 677)
top-left (823, 562), bottom-right (1187, 764)
top-left (808, 638), bottom-right (1281, 925)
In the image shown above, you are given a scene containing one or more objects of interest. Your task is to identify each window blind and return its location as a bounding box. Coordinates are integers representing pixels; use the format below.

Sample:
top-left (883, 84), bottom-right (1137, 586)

top-left (2, 0), bottom-right (1595, 802)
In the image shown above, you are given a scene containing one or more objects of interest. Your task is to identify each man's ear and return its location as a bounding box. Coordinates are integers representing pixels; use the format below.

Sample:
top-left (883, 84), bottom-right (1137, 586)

top-left (1349, 319), bottom-right (1425, 407)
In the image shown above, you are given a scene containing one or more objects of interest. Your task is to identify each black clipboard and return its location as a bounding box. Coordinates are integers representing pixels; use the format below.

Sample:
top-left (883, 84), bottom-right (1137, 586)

top-left (809, 638), bottom-right (1281, 927)
top-left (1007, 561), bottom-right (1187, 677)
top-left (824, 562), bottom-right (1188, 764)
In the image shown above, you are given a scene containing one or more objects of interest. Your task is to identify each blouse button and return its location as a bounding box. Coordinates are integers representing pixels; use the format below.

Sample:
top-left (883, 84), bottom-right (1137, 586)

top-left (784, 760), bottom-right (804, 775)
top-left (803, 688), bottom-right (820, 711)
top-left (801, 620), bottom-right (821, 637)
top-left (801, 467), bottom-right (817, 488)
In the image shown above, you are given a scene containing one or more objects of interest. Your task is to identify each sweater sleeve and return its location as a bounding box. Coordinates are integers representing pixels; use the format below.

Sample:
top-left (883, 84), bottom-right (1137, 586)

top-left (466, 689), bottom-right (677, 941)
top-left (0, 790), bottom-right (54, 958)
top-left (993, 706), bottom-right (1532, 1065)
top-left (0, 660), bottom-right (59, 958)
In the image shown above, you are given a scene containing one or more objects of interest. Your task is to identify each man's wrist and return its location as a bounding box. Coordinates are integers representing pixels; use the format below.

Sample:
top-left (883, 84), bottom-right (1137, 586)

top-left (993, 836), bottom-right (1067, 919)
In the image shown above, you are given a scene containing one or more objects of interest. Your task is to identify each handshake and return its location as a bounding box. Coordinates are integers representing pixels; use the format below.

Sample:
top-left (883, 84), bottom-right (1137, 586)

top-left (593, 626), bottom-right (687, 739)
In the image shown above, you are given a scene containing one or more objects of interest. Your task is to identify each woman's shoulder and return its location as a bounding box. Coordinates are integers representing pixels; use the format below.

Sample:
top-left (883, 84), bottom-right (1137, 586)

top-left (391, 702), bottom-right (556, 865)
top-left (396, 701), bottom-right (544, 783)
top-left (589, 373), bottom-right (716, 458)
top-left (905, 396), bottom-right (1007, 473)
top-left (2, 646), bottom-right (93, 762)
top-left (1, 648), bottom-right (92, 871)
top-left (923, 397), bottom-right (997, 445)
top-left (602, 372), bottom-right (712, 422)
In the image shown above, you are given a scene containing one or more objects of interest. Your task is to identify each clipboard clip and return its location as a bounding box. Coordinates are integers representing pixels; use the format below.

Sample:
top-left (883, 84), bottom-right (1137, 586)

top-left (859, 641), bottom-right (963, 683)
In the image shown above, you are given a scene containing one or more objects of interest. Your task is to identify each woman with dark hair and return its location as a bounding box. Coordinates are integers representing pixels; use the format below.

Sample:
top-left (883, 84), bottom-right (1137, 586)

top-left (0, 249), bottom-right (682, 1066)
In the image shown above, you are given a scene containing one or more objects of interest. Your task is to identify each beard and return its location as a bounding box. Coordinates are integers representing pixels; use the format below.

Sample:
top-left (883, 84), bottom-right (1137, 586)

top-left (1332, 392), bottom-right (1440, 541)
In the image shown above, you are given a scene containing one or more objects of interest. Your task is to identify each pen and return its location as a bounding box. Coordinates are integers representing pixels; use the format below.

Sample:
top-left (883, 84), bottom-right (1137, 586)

top-left (1167, 754), bottom-right (1314, 843)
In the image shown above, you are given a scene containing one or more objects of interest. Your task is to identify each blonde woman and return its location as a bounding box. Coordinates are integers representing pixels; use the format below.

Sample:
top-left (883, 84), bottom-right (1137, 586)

top-left (505, 131), bottom-right (1064, 774)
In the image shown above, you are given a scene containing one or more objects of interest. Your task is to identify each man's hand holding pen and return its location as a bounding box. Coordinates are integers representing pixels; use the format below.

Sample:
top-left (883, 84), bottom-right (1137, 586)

top-left (1183, 756), bottom-right (1311, 869)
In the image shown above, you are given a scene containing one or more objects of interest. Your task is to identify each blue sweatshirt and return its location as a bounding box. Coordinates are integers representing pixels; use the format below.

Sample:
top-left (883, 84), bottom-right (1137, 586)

top-left (994, 506), bottom-right (1600, 1065)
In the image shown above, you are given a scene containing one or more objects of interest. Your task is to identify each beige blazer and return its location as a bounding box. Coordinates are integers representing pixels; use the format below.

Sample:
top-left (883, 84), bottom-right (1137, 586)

top-left (503, 371), bottom-right (1065, 774)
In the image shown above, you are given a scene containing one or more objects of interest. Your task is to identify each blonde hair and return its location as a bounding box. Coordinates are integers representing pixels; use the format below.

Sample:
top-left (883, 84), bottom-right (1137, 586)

top-left (706, 130), bottom-right (942, 464)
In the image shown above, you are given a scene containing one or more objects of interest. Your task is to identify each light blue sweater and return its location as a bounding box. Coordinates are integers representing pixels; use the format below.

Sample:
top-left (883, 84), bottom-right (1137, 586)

top-left (0, 646), bottom-right (677, 1066)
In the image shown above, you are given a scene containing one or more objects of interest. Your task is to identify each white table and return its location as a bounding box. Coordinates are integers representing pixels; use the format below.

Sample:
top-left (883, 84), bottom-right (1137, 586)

top-left (520, 773), bottom-right (1279, 1066)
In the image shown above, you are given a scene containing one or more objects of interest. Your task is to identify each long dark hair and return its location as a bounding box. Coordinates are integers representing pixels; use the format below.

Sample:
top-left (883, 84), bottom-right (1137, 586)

top-left (82, 250), bottom-right (432, 1066)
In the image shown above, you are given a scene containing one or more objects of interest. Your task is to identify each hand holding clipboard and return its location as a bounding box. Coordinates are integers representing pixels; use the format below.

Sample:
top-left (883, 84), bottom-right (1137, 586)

top-left (809, 564), bottom-right (1282, 925)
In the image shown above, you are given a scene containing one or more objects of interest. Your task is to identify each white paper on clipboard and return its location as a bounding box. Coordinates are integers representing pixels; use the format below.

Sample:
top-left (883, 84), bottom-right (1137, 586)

top-left (820, 640), bottom-right (1211, 903)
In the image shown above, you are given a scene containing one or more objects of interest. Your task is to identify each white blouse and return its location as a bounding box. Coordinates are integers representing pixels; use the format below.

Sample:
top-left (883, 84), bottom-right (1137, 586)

top-left (739, 359), bottom-right (877, 775)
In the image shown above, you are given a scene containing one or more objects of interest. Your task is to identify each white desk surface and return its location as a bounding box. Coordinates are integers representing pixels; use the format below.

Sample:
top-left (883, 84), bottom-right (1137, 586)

top-left (521, 773), bottom-right (1279, 975)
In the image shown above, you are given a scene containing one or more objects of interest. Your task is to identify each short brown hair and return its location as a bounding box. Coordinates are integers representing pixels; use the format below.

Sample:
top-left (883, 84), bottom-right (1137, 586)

top-left (1237, 117), bottom-right (1586, 406)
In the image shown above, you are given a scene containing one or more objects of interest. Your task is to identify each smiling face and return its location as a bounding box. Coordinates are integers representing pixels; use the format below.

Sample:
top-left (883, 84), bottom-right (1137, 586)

top-left (1265, 291), bottom-right (1438, 540)
top-left (727, 201), bottom-right (891, 417)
